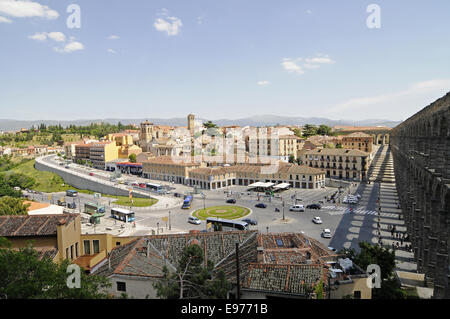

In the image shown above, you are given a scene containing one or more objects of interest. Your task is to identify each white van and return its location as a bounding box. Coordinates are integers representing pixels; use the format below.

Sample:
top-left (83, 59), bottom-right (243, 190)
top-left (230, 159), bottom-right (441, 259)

top-left (289, 205), bottom-right (305, 212)
top-left (188, 216), bottom-right (201, 225)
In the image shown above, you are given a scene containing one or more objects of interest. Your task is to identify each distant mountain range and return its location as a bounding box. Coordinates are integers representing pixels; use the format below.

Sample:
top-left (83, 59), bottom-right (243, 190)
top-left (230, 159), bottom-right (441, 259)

top-left (0, 116), bottom-right (401, 132)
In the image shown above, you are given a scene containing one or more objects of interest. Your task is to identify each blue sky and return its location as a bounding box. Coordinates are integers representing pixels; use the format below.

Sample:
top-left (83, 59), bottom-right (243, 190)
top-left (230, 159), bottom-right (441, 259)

top-left (1, 0), bottom-right (450, 122)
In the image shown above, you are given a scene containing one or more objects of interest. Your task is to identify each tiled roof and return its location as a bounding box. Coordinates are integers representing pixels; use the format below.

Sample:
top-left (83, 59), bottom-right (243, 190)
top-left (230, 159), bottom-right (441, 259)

top-left (258, 233), bottom-right (336, 264)
top-left (302, 148), bottom-right (369, 156)
top-left (36, 248), bottom-right (59, 260)
top-left (93, 231), bottom-right (259, 279)
top-left (0, 213), bottom-right (77, 237)
top-left (242, 263), bottom-right (324, 295)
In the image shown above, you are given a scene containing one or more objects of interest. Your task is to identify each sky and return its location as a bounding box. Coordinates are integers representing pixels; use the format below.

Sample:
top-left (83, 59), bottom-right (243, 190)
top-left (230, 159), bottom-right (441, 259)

top-left (1, 0), bottom-right (450, 122)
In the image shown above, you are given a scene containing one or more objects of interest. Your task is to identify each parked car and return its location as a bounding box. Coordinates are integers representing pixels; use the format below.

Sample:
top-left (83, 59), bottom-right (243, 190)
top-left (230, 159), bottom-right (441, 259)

top-left (322, 229), bottom-right (332, 238)
top-left (289, 204), bottom-right (305, 212)
top-left (242, 218), bottom-right (257, 225)
top-left (65, 166), bottom-right (70, 169)
top-left (139, 183), bottom-right (146, 188)
top-left (188, 216), bottom-right (201, 225)
top-left (255, 203), bottom-right (267, 208)
top-left (306, 204), bottom-right (321, 209)
top-left (67, 202), bottom-right (77, 209)
top-left (312, 217), bottom-right (323, 224)
top-left (226, 199), bottom-right (236, 204)
top-left (89, 172), bottom-right (94, 176)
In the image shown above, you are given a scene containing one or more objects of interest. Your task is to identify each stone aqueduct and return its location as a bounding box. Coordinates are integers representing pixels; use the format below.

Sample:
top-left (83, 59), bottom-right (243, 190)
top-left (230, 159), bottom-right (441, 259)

top-left (390, 92), bottom-right (450, 298)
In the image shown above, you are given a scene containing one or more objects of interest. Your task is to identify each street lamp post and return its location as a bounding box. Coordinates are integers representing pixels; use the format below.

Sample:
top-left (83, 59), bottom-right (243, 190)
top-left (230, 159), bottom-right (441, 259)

top-left (169, 211), bottom-right (171, 231)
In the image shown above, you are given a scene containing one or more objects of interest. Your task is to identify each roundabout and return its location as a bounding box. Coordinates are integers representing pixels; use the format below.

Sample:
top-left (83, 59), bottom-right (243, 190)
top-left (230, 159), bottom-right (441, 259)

top-left (192, 205), bottom-right (251, 220)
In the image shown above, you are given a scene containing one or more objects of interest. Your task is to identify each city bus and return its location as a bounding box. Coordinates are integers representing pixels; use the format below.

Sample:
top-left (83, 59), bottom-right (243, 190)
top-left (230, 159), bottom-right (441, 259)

top-left (66, 189), bottom-right (78, 197)
top-left (84, 202), bottom-right (106, 216)
top-left (206, 217), bottom-right (249, 231)
top-left (181, 195), bottom-right (193, 209)
top-left (110, 207), bottom-right (135, 223)
top-left (146, 182), bottom-right (163, 192)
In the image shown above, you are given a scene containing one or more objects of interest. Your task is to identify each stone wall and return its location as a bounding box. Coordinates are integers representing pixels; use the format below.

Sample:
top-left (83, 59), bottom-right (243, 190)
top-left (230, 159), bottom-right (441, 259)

top-left (35, 156), bottom-right (148, 198)
top-left (390, 92), bottom-right (450, 298)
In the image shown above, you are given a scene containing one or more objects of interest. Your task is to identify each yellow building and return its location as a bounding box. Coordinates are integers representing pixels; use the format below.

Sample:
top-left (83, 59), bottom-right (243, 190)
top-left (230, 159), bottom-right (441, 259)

top-left (74, 141), bottom-right (120, 169)
top-left (341, 132), bottom-right (374, 153)
top-left (142, 156), bottom-right (205, 184)
top-left (301, 148), bottom-right (371, 181)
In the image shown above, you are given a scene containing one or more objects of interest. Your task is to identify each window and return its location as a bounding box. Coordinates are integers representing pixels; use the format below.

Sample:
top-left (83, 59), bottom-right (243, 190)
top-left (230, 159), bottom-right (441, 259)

top-left (93, 240), bottom-right (100, 254)
top-left (84, 240), bottom-right (91, 255)
top-left (75, 242), bottom-right (79, 258)
top-left (70, 245), bottom-right (73, 260)
top-left (117, 281), bottom-right (126, 292)
top-left (116, 242), bottom-right (121, 246)
top-left (66, 247), bottom-right (69, 259)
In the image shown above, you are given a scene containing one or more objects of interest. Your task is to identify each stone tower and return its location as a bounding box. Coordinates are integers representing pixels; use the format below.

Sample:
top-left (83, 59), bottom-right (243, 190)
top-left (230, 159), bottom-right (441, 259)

top-left (187, 114), bottom-right (195, 133)
top-left (139, 121), bottom-right (154, 151)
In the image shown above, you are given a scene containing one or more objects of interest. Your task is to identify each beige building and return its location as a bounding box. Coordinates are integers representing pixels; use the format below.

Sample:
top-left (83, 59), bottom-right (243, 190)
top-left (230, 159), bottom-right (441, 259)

top-left (341, 132), bottom-right (374, 153)
top-left (234, 162), bottom-right (326, 189)
top-left (301, 148), bottom-right (371, 181)
top-left (142, 156), bottom-right (205, 184)
top-left (74, 141), bottom-right (120, 169)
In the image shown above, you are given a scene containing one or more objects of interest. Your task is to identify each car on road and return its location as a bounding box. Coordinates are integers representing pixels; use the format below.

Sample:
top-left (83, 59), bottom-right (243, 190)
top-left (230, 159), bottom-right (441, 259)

top-left (226, 199), bottom-right (236, 204)
top-left (306, 204), bottom-right (321, 210)
top-left (188, 216), bottom-right (201, 225)
top-left (289, 204), bottom-right (305, 212)
top-left (312, 217), bottom-right (323, 224)
top-left (139, 183), bottom-right (146, 188)
top-left (89, 172), bottom-right (94, 176)
top-left (242, 218), bottom-right (257, 225)
top-left (321, 229), bottom-right (332, 238)
top-left (255, 203), bottom-right (267, 208)
top-left (67, 202), bottom-right (77, 209)
top-left (65, 166), bottom-right (70, 169)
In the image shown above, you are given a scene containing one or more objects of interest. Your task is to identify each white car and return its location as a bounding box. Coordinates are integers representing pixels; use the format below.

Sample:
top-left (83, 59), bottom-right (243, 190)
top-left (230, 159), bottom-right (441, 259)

top-left (322, 229), bottom-right (332, 238)
top-left (188, 216), bottom-right (201, 225)
top-left (289, 205), bottom-right (305, 212)
top-left (312, 217), bottom-right (322, 224)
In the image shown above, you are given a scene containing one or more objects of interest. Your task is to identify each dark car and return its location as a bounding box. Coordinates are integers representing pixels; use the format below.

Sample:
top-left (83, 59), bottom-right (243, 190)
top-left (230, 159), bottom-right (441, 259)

top-left (67, 202), bottom-right (77, 209)
top-left (242, 218), bottom-right (258, 225)
top-left (226, 198), bottom-right (236, 204)
top-left (255, 203), bottom-right (267, 208)
top-left (306, 204), bottom-right (321, 210)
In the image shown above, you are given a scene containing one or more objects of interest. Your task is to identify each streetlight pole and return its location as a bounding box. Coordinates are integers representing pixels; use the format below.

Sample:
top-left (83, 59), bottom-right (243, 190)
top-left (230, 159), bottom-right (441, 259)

top-left (169, 211), bottom-right (171, 230)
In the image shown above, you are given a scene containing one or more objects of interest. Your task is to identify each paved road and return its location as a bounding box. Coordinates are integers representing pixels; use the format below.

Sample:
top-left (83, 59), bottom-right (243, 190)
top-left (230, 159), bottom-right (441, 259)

top-left (36, 155), bottom-right (407, 253)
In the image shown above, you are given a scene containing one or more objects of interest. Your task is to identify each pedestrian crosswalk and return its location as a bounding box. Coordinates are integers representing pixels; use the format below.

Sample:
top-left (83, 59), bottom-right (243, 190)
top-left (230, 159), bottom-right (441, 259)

top-left (321, 205), bottom-right (398, 218)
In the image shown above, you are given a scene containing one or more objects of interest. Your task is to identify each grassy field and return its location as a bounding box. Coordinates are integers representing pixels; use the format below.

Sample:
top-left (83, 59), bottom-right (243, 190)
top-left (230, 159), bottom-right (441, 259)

top-left (192, 205), bottom-right (250, 220)
top-left (9, 159), bottom-right (158, 207)
top-left (10, 159), bottom-right (73, 193)
top-left (111, 196), bottom-right (158, 207)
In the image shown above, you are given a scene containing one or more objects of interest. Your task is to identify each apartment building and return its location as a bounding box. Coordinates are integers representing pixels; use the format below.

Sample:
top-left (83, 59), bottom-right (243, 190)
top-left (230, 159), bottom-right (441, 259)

top-left (341, 132), bottom-right (374, 153)
top-left (301, 148), bottom-right (371, 181)
top-left (74, 141), bottom-right (119, 169)
top-left (141, 156), bottom-right (205, 184)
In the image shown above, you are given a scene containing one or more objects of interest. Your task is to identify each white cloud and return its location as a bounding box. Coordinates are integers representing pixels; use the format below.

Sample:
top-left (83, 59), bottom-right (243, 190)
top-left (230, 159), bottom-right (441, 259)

top-left (28, 32), bottom-right (47, 41)
top-left (29, 31), bottom-right (66, 42)
top-left (0, 15), bottom-right (11, 23)
top-left (0, 0), bottom-right (58, 20)
top-left (54, 41), bottom-right (84, 53)
top-left (281, 58), bottom-right (304, 75)
top-left (47, 31), bottom-right (65, 42)
top-left (154, 9), bottom-right (182, 36)
top-left (282, 54), bottom-right (334, 75)
top-left (257, 81), bottom-right (271, 86)
top-left (326, 78), bottom-right (450, 119)
top-left (108, 35), bottom-right (120, 40)
top-left (107, 48), bottom-right (117, 54)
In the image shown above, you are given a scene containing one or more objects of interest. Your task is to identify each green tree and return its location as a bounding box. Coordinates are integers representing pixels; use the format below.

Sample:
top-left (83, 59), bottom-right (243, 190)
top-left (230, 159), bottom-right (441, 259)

top-left (128, 153), bottom-right (137, 163)
top-left (154, 244), bottom-right (231, 299)
top-left (0, 196), bottom-right (30, 215)
top-left (317, 124), bottom-right (333, 136)
top-left (339, 242), bottom-right (403, 299)
top-left (302, 124), bottom-right (317, 138)
top-left (0, 241), bottom-right (111, 299)
top-left (288, 154), bottom-right (295, 163)
top-left (203, 121), bottom-right (218, 129)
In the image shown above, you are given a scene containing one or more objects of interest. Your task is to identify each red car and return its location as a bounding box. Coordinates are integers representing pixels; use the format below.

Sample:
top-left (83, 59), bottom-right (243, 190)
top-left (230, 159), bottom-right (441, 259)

top-left (139, 183), bottom-right (146, 188)
top-left (89, 172), bottom-right (94, 176)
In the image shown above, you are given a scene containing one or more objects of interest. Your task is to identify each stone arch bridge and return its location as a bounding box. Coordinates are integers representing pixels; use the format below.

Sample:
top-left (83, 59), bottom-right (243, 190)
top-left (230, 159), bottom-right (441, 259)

top-left (390, 92), bottom-right (450, 298)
